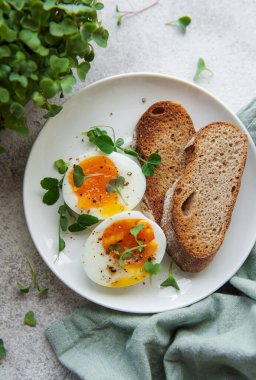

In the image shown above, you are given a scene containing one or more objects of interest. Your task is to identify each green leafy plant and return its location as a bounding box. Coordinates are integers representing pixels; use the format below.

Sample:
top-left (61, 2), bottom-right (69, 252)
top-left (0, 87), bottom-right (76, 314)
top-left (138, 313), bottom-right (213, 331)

top-left (106, 176), bottom-right (127, 205)
top-left (165, 16), bottom-right (191, 32)
top-left (193, 58), bottom-right (213, 81)
top-left (24, 311), bottom-right (36, 327)
top-left (0, 0), bottom-right (108, 152)
top-left (0, 339), bottom-right (6, 360)
top-left (160, 262), bottom-right (180, 290)
top-left (144, 260), bottom-right (161, 284)
top-left (17, 257), bottom-right (48, 293)
top-left (84, 126), bottom-right (162, 176)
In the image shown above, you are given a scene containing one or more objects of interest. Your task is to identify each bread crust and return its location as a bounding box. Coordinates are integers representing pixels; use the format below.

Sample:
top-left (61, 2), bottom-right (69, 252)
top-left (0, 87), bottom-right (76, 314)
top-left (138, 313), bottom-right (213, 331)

top-left (162, 122), bottom-right (248, 272)
top-left (134, 101), bottom-right (195, 224)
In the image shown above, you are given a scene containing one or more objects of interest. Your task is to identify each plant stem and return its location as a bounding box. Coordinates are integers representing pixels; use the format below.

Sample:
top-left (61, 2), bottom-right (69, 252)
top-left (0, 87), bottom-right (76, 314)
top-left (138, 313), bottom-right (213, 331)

top-left (118, 0), bottom-right (160, 18)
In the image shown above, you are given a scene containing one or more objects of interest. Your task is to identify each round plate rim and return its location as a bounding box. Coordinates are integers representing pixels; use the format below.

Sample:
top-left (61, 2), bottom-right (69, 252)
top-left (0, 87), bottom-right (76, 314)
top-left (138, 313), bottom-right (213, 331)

top-left (23, 72), bottom-right (256, 313)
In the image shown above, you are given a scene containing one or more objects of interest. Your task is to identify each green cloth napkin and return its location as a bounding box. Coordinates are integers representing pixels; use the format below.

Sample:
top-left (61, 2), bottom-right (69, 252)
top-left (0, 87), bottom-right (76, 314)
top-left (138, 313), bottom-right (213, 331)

top-left (46, 99), bottom-right (256, 380)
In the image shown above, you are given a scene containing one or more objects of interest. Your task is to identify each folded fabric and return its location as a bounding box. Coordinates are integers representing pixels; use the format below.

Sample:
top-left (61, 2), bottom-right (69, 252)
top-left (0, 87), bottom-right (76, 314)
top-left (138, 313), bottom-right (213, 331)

top-left (46, 98), bottom-right (256, 380)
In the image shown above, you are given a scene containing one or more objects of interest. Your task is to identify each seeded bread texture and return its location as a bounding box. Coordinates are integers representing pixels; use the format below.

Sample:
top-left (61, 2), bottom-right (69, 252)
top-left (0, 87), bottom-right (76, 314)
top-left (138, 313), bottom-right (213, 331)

top-left (134, 101), bottom-right (195, 224)
top-left (162, 122), bottom-right (248, 272)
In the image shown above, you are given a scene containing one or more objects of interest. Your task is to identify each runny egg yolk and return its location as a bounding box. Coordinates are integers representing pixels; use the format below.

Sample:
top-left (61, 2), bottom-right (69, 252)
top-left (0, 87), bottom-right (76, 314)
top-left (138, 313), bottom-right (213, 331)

top-left (68, 156), bottom-right (126, 218)
top-left (102, 219), bottom-right (158, 287)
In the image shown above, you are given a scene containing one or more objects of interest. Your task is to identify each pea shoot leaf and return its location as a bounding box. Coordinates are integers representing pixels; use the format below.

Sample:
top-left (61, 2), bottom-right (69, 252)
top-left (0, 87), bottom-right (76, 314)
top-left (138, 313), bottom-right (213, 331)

top-left (68, 214), bottom-right (99, 232)
top-left (94, 134), bottom-right (115, 154)
top-left (54, 159), bottom-right (68, 174)
top-left (108, 244), bottom-right (121, 253)
top-left (42, 187), bottom-right (60, 205)
top-left (24, 311), bottom-right (36, 327)
top-left (144, 260), bottom-right (161, 284)
top-left (193, 58), bottom-right (213, 81)
top-left (166, 16), bottom-right (191, 33)
top-left (106, 176), bottom-right (127, 205)
top-left (147, 153), bottom-right (161, 165)
top-left (142, 163), bottom-right (154, 177)
top-left (73, 165), bottom-right (86, 187)
top-left (40, 177), bottom-right (59, 190)
top-left (160, 262), bottom-right (180, 290)
top-left (130, 224), bottom-right (144, 250)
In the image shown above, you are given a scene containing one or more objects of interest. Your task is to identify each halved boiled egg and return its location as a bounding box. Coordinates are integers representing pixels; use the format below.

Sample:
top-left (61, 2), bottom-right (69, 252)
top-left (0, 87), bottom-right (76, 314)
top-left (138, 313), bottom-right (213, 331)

top-left (82, 211), bottom-right (166, 287)
top-left (62, 152), bottom-right (146, 219)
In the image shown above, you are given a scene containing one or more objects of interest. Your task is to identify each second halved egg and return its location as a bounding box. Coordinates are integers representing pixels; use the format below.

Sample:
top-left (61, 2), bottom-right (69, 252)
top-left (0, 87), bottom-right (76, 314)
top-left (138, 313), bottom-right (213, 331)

top-left (62, 152), bottom-right (146, 219)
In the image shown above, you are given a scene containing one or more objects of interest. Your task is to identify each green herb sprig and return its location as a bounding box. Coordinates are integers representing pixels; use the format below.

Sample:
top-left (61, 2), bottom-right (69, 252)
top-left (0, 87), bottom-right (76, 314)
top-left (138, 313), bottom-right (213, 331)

top-left (57, 205), bottom-right (68, 259)
top-left (160, 262), bottom-right (180, 290)
top-left (0, 1), bottom-right (108, 152)
top-left (40, 158), bottom-right (68, 205)
top-left (68, 214), bottom-right (99, 232)
top-left (193, 58), bottom-right (213, 81)
top-left (144, 260), bottom-right (161, 284)
top-left (0, 339), bottom-right (6, 360)
top-left (107, 224), bottom-right (147, 268)
top-left (84, 126), bottom-right (161, 176)
top-left (165, 16), bottom-right (191, 32)
top-left (130, 224), bottom-right (144, 252)
top-left (106, 176), bottom-right (127, 205)
top-left (24, 311), bottom-right (36, 327)
top-left (109, 243), bottom-right (146, 269)
top-left (73, 165), bottom-right (103, 187)
top-left (17, 257), bottom-right (48, 293)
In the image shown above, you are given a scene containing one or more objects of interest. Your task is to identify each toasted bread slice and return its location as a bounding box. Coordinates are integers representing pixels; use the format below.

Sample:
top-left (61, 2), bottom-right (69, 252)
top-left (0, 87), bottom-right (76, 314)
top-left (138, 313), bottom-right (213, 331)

top-left (134, 101), bottom-right (195, 224)
top-left (162, 122), bottom-right (248, 272)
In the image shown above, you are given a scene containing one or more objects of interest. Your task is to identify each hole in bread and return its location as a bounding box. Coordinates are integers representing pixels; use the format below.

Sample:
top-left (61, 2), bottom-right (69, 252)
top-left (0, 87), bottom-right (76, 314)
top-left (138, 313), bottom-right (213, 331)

top-left (231, 186), bottom-right (236, 193)
top-left (152, 107), bottom-right (165, 115)
top-left (181, 191), bottom-right (196, 216)
top-left (176, 188), bottom-right (182, 195)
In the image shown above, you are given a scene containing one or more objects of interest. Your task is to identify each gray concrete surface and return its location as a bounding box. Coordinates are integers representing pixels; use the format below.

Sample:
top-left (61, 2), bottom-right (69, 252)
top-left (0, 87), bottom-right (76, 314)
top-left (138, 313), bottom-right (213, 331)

top-left (1, 0), bottom-right (256, 379)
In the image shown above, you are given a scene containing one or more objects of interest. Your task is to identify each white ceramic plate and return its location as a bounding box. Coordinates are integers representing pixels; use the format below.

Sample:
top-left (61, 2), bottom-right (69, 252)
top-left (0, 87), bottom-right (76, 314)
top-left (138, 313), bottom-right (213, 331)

top-left (23, 73), bottom-right (256, 313)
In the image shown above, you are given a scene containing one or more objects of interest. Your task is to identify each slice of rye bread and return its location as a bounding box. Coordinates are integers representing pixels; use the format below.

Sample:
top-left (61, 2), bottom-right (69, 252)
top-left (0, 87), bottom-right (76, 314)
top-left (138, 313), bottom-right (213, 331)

top-left (161, 122), bottom-right (248, 272)
top-left (133, 101), bottom-right (195, 224)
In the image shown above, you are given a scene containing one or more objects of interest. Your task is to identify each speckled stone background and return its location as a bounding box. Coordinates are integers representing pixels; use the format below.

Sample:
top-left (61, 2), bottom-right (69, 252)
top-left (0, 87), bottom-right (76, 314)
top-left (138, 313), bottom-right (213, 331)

top-left (1, 0), bottom-right (256, 379)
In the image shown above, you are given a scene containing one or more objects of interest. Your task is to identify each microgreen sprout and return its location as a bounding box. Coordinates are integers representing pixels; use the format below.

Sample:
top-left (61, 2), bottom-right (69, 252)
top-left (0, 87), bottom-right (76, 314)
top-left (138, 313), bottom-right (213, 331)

top-left (144, 260), bottom-right (161, 284)
top-left (160, 262), bottom-right (180, 290)
top-left (165, 16), bottom-right (191, 33)
top-left (24, 311), bottom-right (36, 327)
top-left (68, 214), bottom-right (99, 233)
top-left (57, 205), bottom-right (68, 260)
top-left (17, 257), bottom-right (48, 293)
top-left (106, 176), bottom-right (128, 205)
top-left (107, 224), bottom-right (147, 269)
top-left (84, 126), bottom-right (161, 176)
top-left (54, 159), bottom-right (68, 174)
top-left (41, 157), bottom-right (68, 205)
top-left (115, 0), bottom-right (160, 26)
top-left (130, 224), bottom-right (144, 252)
top-left (193, 58), bottom-right (213, 82)
top-left (73, 165), bottom-right (103, 187)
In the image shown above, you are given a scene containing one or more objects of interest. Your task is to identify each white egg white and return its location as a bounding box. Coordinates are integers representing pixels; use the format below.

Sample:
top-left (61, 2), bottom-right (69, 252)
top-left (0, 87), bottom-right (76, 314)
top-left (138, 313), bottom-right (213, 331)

top-left (62, 151), bottom-right (146, 219)
top-left (82, 211), bottom-right (167, 287)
